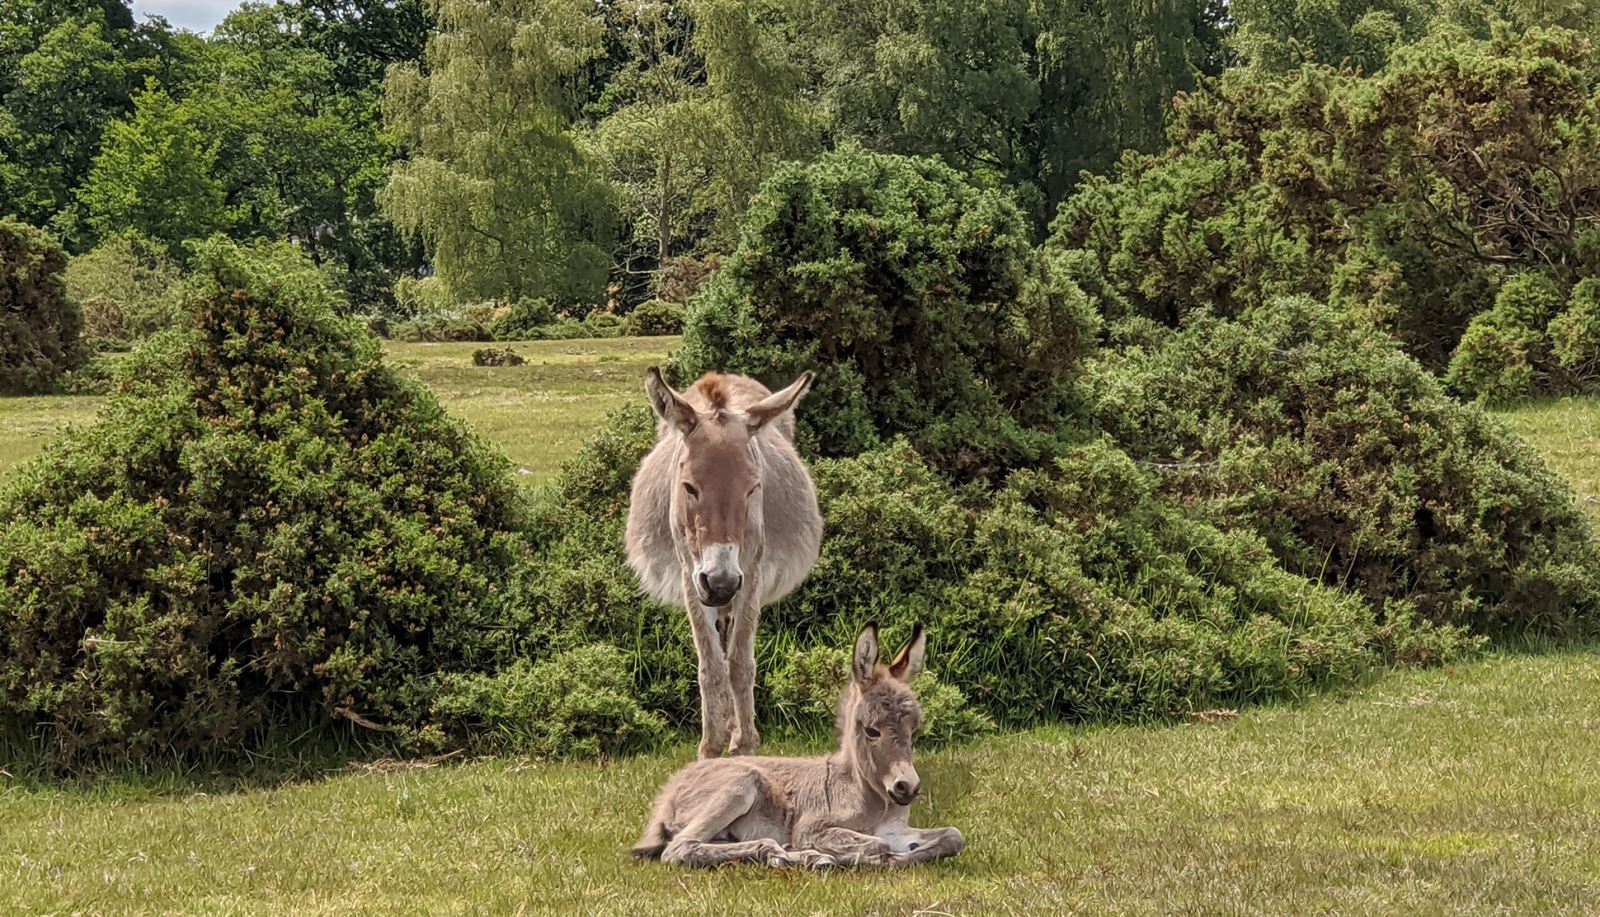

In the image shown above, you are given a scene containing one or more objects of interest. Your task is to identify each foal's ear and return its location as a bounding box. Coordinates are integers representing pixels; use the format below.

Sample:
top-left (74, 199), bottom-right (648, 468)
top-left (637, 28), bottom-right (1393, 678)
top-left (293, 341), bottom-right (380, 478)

top-left (887, 623), bottom-right (926, 683)
top-left (852, 622), bottom-right (880, 684)
top-left (644, 366), bottom-right (697, 435)
top-left (745, 371), bottom-right (814, 433)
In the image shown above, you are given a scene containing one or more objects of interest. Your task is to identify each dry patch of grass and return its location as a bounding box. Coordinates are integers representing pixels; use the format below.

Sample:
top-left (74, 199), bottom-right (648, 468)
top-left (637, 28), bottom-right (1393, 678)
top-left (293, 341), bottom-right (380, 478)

top-left (4, 648), bottom-right (1599, 914)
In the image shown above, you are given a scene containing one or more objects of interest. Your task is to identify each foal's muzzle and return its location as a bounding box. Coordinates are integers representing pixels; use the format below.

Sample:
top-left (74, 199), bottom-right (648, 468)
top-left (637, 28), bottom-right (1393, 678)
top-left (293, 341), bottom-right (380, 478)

top-left (890, 779), bottom-right (920, 806)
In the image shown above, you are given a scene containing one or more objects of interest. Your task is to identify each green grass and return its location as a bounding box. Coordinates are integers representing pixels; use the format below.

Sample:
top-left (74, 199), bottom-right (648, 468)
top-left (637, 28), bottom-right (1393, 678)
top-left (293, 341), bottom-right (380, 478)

top-left (1492, 395), bottom-right (1600, 524)
top-left (1, 347), bottom-right (1598, 912)
top-left (382, 336), bottom-right (675, 485)
top-left (0, 336), bottom-right (675, 485)
top-left (4, 648), bottom-right (1600, 914)
top-left (0, 394), bottom-right (103, 476)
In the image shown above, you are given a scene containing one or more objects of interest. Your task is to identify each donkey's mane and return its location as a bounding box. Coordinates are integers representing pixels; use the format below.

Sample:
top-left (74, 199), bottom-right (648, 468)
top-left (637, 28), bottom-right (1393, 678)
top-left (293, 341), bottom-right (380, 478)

top-left (692, 374), bottom-right (733, 410)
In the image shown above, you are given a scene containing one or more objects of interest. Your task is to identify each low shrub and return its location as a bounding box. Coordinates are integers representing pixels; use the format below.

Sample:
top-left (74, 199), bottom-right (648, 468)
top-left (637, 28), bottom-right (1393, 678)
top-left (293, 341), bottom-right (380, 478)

top-left (1447, 274), bottom-right (1600, 403)
top-left (431, 644), bottom-right (665, 759)
top-left (1087, 298), bottom-right (1600, 635)
top-left (473, 346), bottom-right (525, 367)
top-left (622, 299), bottom-right (685, 337)
top-left (490, 297), bottom-right (556, 340)
top-left (0, 239), bottom-right (529, 765)
top-left (64, 235), bottom-right (185, 345)
top-left (652, 253), bottom-right (720, 304)
top-left (0, 219), bottom-right (83, 392)
top-left (516, 409), bottom-right (1477, 737)
top-left (393, 316), bottom-right (493, 342)
top-left (584, 311), bottom-right (624, 338)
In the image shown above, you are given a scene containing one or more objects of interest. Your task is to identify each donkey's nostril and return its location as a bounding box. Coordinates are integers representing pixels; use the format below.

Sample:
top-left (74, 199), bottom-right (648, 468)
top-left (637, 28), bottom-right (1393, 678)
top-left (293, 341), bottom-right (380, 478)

top-left (893, 781), bottom-right (910, 797)
top-left (696, 571), bottom-right (712, 597)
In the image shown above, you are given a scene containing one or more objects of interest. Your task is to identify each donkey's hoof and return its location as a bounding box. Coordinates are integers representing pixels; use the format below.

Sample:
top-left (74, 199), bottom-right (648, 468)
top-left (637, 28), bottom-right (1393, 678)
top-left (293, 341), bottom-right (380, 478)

top-left (730, 729), bottom-right (761, 756)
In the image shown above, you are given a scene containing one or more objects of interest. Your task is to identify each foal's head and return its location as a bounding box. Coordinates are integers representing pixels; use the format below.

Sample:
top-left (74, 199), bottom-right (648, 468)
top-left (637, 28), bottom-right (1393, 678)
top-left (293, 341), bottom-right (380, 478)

top-left (644, 367), bottom-right (812, 607)
top-left (840, 623), bottom-right (927, 806)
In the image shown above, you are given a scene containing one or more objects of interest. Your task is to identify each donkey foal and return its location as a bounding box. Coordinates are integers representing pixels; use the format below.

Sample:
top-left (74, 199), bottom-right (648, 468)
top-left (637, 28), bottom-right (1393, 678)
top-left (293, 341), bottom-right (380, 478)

top-left (633, 624), bottom-right (965, 869)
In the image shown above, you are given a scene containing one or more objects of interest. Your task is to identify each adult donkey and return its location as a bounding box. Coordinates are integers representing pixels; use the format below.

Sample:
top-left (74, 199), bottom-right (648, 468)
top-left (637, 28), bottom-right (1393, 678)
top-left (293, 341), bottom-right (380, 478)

top-left (627, 367), bottom-right (822, 758)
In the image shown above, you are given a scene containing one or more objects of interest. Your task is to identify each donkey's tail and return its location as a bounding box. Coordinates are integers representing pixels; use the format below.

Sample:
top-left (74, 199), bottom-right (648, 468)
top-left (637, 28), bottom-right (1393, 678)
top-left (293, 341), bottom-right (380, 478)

top-left (631, 818), bottom-right (673, 860)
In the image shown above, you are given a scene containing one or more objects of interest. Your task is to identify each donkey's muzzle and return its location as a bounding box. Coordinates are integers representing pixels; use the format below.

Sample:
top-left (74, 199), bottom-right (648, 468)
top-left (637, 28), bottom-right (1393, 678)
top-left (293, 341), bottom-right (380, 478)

top-left (697, 570), bottom-right (743, 607)
top-left (890, 780), bottom-right (919, 806)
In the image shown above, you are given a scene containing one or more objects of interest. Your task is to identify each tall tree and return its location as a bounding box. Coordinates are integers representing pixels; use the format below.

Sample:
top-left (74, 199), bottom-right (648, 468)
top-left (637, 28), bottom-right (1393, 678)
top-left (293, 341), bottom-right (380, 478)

top-left (381, 0), bottom-right (617, 304)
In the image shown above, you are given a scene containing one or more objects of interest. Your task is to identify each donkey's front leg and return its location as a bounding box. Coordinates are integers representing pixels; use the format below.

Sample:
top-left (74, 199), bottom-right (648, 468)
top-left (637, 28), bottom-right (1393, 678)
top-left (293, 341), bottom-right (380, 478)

top-left (684, 580), bottom-right (734, 758)
top-left (796, 825), bottom-right (894, 867)
top-left (725, 586), bottom-right (762, 755)
top-left (885, 826), bottom-right (965, 865)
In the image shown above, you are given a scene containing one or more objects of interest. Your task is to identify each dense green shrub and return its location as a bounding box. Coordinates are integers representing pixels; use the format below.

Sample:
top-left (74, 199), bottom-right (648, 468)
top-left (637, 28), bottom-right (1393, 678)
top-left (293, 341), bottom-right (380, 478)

top-left (1053, 28), bottom-right (1600, 388)
top-left (473, 346), bottom-right (525, 367)
top-left (678, 146), bottom-right (1101, 479)
top-left (622, 299), bottom-right (685, 337)
top-left (432, 644), bottom-right (665, 759)
top-left (1086, 299), bottom-right (1600, 635)
top-left (0, 239), bottom-right (530, 764)
top-left (517, 408), bottom-right (1477, 735)
top-left (490, 297), bottom-right (556, 340)
top-left (0, 219), bottom-right (83, 392)
top-left (1448, 274), bottom-right (1600, 403)
top-left (393, 315), bottom-right (493, 342)
top-left (584, 311), bottom-right (624, 338)
top-left (65, 235), bottom-right (185, 346)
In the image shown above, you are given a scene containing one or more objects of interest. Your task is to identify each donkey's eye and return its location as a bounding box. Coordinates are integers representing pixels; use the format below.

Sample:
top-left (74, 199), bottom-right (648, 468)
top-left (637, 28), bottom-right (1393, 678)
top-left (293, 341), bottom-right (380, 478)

top-left (683, 482), bottom-right (700, 499)
top-left (746, 482), bottom-right (760, 497)
top-left (864, 726), bottom-right (882, 740)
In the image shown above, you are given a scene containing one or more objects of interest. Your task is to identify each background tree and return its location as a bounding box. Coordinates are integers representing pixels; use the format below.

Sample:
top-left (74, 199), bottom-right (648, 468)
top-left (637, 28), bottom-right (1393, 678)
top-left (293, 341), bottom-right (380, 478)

top-left (381, 0), bottom-right (617, 306)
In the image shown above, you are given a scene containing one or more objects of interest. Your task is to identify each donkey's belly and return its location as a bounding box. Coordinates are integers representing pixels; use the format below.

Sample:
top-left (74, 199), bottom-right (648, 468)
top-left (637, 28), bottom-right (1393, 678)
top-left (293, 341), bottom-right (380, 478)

top-left (725, 808), bottom-right (789, 845)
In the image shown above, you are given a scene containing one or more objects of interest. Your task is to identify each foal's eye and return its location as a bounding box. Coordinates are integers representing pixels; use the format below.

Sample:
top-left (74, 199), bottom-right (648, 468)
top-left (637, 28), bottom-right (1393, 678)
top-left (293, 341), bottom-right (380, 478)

top-left (746, 482), bottom-right (760, 497)
top-left (683, 482), bottom-right (700, 499)
top-left (864, 726), bottom-right (882, 740)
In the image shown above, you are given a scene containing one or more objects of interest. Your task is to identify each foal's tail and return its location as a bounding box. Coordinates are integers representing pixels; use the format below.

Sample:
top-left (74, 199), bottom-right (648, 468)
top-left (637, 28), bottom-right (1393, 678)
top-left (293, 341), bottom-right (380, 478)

top-left (632, 800), bottom-right (674, 860)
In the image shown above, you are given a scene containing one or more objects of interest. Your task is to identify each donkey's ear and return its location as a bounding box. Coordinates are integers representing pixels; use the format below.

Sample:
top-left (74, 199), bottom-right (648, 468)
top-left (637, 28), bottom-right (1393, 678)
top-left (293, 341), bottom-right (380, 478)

top-left (745, 371), bottom-right (814, 433)
top-left (851, 622), bottom-right (880, 684)
top-left (887, 623), bottom-right (926, 683)
top-left (645, 366), bottom-right (697, 435)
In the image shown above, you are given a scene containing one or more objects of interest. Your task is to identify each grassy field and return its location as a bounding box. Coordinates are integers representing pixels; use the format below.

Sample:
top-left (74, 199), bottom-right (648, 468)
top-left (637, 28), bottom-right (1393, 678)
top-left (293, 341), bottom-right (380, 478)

top-left (0, 336), bottom-right (676, 485)
top-left (1497, 395), bottom-right (1600, 524)
top-left (2, 337), bottom-right (1600, 914)
top-left (4, 648), bottom-right (1599, 914)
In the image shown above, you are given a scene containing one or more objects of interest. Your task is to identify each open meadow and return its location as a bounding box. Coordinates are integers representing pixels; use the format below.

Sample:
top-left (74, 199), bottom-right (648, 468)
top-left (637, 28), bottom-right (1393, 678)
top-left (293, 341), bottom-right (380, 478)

top-left (2, 336), bottom-right (1598, 915)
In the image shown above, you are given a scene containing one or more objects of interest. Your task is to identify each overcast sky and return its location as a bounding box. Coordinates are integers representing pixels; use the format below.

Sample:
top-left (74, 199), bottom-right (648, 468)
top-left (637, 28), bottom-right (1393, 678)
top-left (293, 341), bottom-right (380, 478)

top-left (130, 0), bottom-right (242, 33)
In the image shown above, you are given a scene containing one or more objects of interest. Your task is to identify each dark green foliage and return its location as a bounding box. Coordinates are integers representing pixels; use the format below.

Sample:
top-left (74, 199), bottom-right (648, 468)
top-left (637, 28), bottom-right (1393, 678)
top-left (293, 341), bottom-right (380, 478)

top-left (0, 239), bottom-right (529, 764)
top-left (622, 299), bottom-right (685, 337)
top-left (432, 644), bottom-right (665, 759)
top-left (584, 311), bottom-right (624, 338)
top-left (1086, 299), bottom-right (1600, 635)
top-left (521, 410), bottom-right (1478, 736)
top-left (1053, 28), bottom-right (1600, 391)
top-left (678, 146), bottom-right (1100, 479)
top-left (0, 219), bottom-right (82, 392)
top-left (393, 315), bottom-right (492, 343)
top-left (1448, 274), bottom-right (1600, 402)
top-left (489, 297), bottom-right (555, 340)
top-left (472, 346), bottom-right (525, 367)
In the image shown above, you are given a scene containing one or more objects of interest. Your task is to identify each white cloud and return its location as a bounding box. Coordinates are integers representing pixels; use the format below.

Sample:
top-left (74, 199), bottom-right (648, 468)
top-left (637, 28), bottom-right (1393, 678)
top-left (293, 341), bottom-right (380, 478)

top-left (130, 0), bottom-right (243, 33)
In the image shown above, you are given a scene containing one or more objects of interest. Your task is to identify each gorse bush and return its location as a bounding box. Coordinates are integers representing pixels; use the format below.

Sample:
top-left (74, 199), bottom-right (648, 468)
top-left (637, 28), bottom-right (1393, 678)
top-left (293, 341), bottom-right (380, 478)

top-left (1086, 299), bottom-right (1600, 635)
top-left (0, 239), bottom-right (530, 764)
top-left (678, 146), bottom-right (1101, 480)
top-left (622, 299), bottom-right (685, 337)
top-left (432, 645), bottom-right (665, 759)
top-left (522, 411), bottom-right (1479, 736)
top-left (65, 234), bottom-right (185, 346)
top-left (1448, 274), bottom-right (1600, 403)
top-left (1053, 28), bottom-right (1600, 393)
top-left (0, 219), bottom-right (82, 392)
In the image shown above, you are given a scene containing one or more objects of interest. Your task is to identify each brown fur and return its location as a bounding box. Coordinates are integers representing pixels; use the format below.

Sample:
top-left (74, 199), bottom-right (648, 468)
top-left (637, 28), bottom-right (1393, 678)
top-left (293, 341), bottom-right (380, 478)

top-left (633, 625), bottom-right (965, 869)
